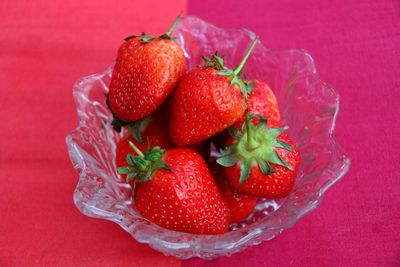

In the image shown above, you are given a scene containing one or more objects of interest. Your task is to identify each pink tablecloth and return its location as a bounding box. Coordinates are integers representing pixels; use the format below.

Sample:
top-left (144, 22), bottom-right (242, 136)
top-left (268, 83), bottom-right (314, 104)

top-left (185, 1), bottom-right (400, 266)
top-left (0, 0), bottom-right (399, 266)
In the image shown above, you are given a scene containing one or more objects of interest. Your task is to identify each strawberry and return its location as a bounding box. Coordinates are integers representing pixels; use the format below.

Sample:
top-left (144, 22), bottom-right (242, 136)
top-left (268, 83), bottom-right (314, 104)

top-left (210, 162), bottom-right (257, 224)
top-left (169, 38), bottom-right (259, 146)
top-left (235, 80), bottom-right (281, 128)
top-left (217, 114), bottom-right (300, 198)
top-left (108, 15), bottom-right (186, 123)
top-left (116, 111), bottom-right (174, 182)
top-left (118, 143), bottom-right (230, 234)
top-left (212, 80), bottom-right (281, 149)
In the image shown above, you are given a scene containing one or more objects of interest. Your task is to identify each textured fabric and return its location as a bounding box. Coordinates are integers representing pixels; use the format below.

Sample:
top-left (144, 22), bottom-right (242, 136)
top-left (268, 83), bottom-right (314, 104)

top-left (0, 1), bottom-right (184, 266)
top-left (185, 0), bottom-right (400, 266)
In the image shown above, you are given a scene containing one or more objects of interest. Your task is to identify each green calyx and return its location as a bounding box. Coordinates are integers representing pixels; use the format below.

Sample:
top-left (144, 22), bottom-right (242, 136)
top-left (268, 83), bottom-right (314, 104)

top-left (202, 37), bottom-right (258, 100)
top-left (202, 52), bottom-right (227, 71)
top-left (117, 141), bottom-right (172, 197)
top-left (217, 113), bottom-right (293, 185)
top-left (124, 14), bottom-right (182, 43)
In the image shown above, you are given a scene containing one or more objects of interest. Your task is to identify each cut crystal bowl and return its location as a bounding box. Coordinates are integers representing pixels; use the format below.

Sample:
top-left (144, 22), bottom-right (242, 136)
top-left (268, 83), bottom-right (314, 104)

top-left (66, 16), bottom-right (350, 259)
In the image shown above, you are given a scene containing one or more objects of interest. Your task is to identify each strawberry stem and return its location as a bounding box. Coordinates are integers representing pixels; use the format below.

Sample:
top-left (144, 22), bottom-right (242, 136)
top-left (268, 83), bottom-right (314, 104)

top-left (246, 113), bottom-right (251, 147)
top-left (165, 14), bottom-right (182, 37)
top-left (245, 113), bottom-right (258, 150)
top-left (233, 37), bottom-right (258, 77)
top-left (128, 141), bottom-right (145, 157)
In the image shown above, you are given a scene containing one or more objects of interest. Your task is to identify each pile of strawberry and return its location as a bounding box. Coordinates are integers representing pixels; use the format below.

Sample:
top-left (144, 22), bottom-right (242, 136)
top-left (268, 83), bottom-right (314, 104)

top-left (107, 16), bottom-right (300, 235)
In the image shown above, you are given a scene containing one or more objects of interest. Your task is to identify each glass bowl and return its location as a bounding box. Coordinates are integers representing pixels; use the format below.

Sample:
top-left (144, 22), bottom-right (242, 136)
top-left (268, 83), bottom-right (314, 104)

top-left (66, 16), bottom-right (350, 259)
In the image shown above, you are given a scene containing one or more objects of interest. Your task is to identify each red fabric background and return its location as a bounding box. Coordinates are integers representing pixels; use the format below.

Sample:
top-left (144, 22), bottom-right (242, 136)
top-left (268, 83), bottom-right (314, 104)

top-left (184, 0), bottom-right (400, 266)
top-left (1, 0), bottom-right (399, 266)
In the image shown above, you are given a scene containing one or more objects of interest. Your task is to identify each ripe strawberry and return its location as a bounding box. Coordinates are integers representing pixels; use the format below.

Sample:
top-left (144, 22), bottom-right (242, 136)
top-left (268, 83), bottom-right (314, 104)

top-left (169, 38), bottom-right (259, 146)
top-left (116, 111), bottom-right (174, 182)
top-left (210, 162), bottom-right (257, 224)
top-left (108, 15), bottom-right (186, 123)
top-left (118, 144), bottom-right (230, 234)
top-left (217, 114), bottom-right (300, 198)
top-left (212, 80), bottom-right (281, 149)
top-left (235, 80), bottom-right (281, 128)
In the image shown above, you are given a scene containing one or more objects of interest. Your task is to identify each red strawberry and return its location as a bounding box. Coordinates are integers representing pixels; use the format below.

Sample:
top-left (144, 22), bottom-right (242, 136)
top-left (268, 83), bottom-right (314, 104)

top-left (235, 80), bottom-right (281, 128)
top-left (217, 114), bottom-right (300, 198)
top-left (116, 111), bottom-right (174, 182)
top-left (118, 144), bottom-right (230, 234)
top-left (169, 38), bottom-right (259, 146)
top-left (212, 80), bottom-right (281, 149)
top-left (210, 162), bottom-right (257, 224)
top-left (108, 15), bottom-right (186, 123)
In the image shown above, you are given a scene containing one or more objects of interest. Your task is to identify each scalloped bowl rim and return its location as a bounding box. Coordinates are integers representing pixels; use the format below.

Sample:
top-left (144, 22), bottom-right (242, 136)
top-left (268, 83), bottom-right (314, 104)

top-left (66, 16), bottom-right (351, 259)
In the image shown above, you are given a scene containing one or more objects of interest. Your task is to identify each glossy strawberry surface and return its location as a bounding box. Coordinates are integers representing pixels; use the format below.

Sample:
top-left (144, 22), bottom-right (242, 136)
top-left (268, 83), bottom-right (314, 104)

top-left (134, 148), bottom-right (230, 234)
top-left (210, 163), bottom-right (257, 224)
top-left (109, 37), bottom-right (186, 122)
top-left (235, 80), bottom-right (281, 128)
top-left (169, 67), bottom-right (246, 146)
